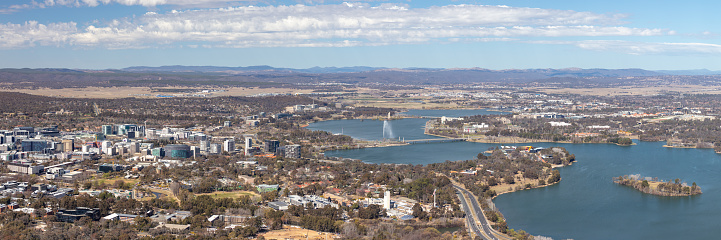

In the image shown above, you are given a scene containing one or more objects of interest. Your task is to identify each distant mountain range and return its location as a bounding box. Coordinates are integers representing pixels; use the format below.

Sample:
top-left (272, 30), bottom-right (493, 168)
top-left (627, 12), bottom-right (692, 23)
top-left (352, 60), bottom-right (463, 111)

top-left (1, 66), bottom-right (721, 89)
top-left (654, 69), bottom-right (721, 75)
top-left (120, 65), bottom-right (383, 74)
top-left (120, 65), bottom-right (721, 76)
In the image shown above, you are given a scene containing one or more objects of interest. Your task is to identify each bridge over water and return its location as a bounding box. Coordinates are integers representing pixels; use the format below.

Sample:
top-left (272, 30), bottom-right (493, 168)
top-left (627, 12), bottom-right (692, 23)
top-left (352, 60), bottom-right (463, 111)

top-left (403, 138), bottom-right (466, 144)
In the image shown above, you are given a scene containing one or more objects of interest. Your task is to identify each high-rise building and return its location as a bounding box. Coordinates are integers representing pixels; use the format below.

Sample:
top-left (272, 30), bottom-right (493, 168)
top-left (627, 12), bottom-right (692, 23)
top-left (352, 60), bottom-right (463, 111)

top-left (101, 125), bottom-right (113, 135)
top-left (244, 137), bottom-right (253, 155)
top-left (264, 140), bottom-right (280, 154)
top-left (223, 140), bottom-right (235, 153)
top-left (117, 124), bottom-right (137, 135)
top-left (62, 139), bottom-right (74, 152)
top-left (209, 143), bottom-right (221, 155)
top-left (190, 146), bottom-right (200, 158)
top-left (151, 147), bottom-right (165, 157)
top-left (130, 142), bottom-right (140, 153)
top-left (285, 144), bottom-right (301, 159)
top-left (101, 141), bottom-right (112, 154)
top-left (199, 140), bottom-right (209, 152)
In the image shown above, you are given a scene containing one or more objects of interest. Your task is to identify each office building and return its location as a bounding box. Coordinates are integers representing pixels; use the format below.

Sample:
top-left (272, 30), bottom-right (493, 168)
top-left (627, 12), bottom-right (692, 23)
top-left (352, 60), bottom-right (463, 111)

top-left (209, 143), bottom-right (221, 155)
top-left (151, 147), bottom-right (165, 157)
top-left (130, 142), bottom-right (140, 154)
top-left (285, 144), bottom-right (301, 159)
top-left (61, 139), bottom-right (74, 152)
top-left (21, 139), bottom-right (49, 152)
top-left (264, 140), bottom-right (280, 154)
top-left (165, 144), bottom-right (190, 158)
top-left (101, 141), bottom-right (112, 154)
top-left (199, 140), bottom-right (209, 152)
top-left (7, 162), bottom-right (44, 175)
top-left (13, 127), bottom-right (34, 137)
top-left (223, 140), bottom-right (235, 153)
top-left (117, 124), bottom-right (138, 135)
top-left (101, 125), bottom-right (113, 135)
top-left (56, 207), bottom-right (100, 223)
top-left (190, 146), bottom-right (200, 158)
top-left (244, 137), bottom-right (252, 155)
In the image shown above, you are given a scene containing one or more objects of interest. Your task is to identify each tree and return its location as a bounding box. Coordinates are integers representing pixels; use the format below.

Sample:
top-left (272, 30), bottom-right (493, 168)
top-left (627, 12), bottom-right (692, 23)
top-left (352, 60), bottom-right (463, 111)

top-left (134, 216), bottom-right (153, 231)
top-left (548, 170), bottom-right (561, 183)
top-left (98, 191), bottom-right (114, 200)
top-left (504, 175), bottom-right (515, 184)
top-left (487, 177), bottom-right (499, 186)
top-left (265, 209), bottom-right (284, 230)
top-left (261, 190), bottom-right (278, 202)
top-left (617, 138), bottom-right (633, 145)
top-left (641, 180), bottom-right (650, 189)
top-left (494, 221), bottom-right (508, 233)
top-left (412, 203), bottom-right (428, 221)
top-left (358, 204), bottom-right (380, 219)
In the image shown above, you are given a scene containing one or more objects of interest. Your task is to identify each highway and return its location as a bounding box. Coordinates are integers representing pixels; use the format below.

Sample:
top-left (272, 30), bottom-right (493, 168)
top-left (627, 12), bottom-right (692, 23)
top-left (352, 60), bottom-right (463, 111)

top-left (454, 185), bottom-right (508, 240)
top-left (456, 191), bottom-right (484, 238)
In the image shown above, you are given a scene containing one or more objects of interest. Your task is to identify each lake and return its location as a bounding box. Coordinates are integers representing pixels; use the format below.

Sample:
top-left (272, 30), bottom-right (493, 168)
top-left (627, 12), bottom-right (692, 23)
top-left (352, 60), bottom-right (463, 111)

top-left (307, 109), bottom-right (721, 240)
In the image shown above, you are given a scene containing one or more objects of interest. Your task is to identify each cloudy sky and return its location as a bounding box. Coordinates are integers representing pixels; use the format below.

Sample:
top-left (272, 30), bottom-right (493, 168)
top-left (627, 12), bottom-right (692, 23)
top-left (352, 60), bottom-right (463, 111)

top-left (1, 0), bottom-right (720, 70)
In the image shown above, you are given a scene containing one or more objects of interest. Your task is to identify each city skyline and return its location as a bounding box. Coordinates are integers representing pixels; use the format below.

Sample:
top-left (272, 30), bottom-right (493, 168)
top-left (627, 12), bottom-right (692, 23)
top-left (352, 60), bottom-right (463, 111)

top-left (1, 0), bottom-right (720, 70)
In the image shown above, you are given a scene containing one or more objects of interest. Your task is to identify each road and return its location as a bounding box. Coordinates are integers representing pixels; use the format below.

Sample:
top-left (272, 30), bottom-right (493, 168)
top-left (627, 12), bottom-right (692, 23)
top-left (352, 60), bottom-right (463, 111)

top-left (456, 191), bottom-right (484, 238)
top-left (454, 185), bottom-right (509, 240)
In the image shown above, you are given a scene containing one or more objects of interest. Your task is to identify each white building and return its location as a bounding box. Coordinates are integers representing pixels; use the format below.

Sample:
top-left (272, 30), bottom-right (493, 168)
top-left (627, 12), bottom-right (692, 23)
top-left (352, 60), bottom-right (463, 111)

top-left (547, 121), bottom-right (572, 127)
top-left (244, 137), bottom-right (253, 155)
top-left (223, 140), bottom-right (235, 153)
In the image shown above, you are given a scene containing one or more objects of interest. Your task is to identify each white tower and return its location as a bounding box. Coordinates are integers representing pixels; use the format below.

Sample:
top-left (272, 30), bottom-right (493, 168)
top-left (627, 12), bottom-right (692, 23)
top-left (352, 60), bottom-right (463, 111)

top-left (383, 191), bottom-right (391, 210)
top-left (433, 188), bottom-right (437, 208)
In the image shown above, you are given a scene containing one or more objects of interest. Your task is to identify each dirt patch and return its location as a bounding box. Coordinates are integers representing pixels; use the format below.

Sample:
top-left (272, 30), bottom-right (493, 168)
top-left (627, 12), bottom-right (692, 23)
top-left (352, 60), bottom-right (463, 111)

top-left (260, 225), bottom-right (338, 240)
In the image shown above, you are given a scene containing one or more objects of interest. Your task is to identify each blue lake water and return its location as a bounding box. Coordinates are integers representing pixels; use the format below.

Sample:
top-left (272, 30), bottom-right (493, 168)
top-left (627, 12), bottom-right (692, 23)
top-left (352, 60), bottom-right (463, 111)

top-left (306, 109), bottom-right (506, 141)
top-left (307, 109), bottom-right (721, 240)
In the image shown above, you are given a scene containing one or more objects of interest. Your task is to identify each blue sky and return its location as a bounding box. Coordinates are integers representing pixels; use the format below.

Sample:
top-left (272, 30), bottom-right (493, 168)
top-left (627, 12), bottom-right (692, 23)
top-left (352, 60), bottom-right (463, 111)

top-left (1, 0), bottom-right (720, 70)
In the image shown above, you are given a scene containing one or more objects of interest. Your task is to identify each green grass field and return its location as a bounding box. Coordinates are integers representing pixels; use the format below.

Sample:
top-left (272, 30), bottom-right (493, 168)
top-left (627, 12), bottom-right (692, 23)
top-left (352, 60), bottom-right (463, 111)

top-left (195, 191), bottom-right (258, 199)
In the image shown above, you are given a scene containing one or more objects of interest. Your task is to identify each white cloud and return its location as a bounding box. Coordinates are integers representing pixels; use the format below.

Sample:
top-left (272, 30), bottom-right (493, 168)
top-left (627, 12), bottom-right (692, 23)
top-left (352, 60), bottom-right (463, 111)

top-left (532, 40), bottom-right (721, 55)
top-left (0, 21), bottom-right (77, 48)
top-left (2, 0), bottom-right (242, 11)
top-left (0, 4), bottom-right (672, 49)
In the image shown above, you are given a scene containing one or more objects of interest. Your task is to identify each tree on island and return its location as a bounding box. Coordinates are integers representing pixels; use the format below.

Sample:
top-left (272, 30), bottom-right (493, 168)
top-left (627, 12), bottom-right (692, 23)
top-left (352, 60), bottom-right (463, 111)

top-left (548, 170), bottom-right (561, 184)
top-left (614, 175), bottom-right (701, 196)
top-left (618, 138), bottom-right (633, 145)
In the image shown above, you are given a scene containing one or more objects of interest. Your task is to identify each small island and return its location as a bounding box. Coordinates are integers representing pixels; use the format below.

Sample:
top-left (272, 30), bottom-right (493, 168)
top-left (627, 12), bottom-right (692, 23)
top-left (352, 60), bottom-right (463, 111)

top-left (614, 175), bottom-right (701, 196)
